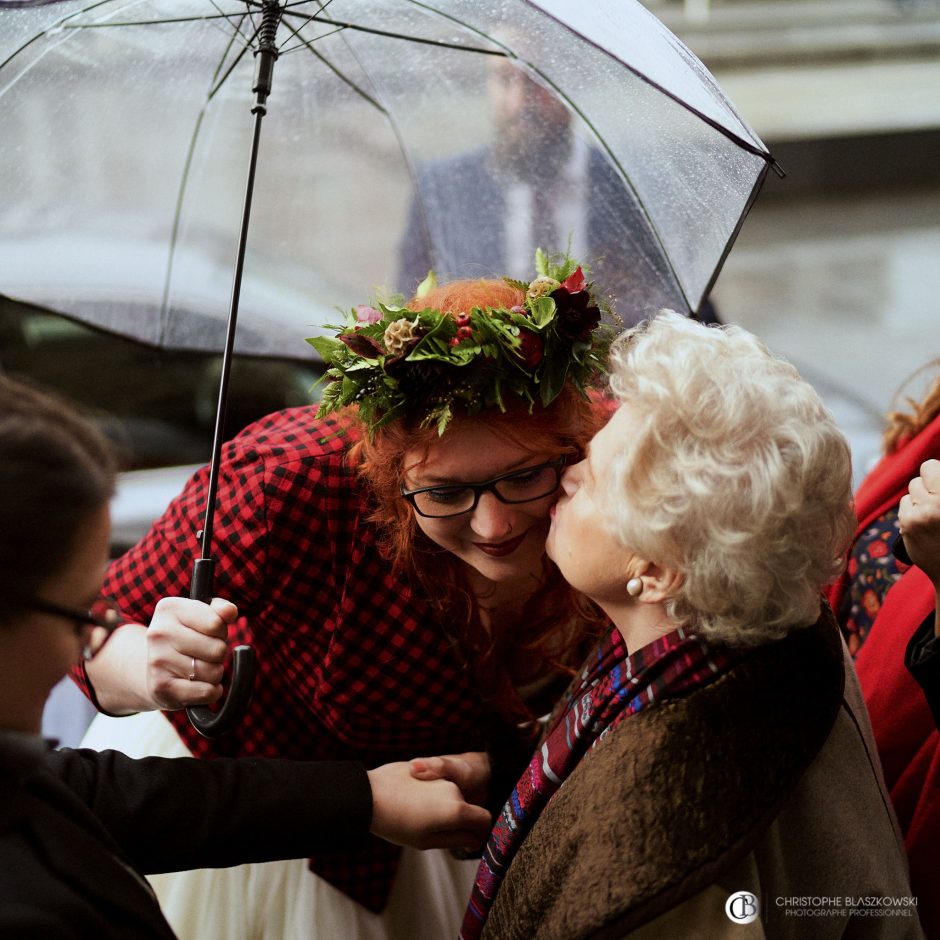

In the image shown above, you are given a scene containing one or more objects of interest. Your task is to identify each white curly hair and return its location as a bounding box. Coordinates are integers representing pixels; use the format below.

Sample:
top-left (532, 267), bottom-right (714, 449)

top-left (605, 311), bottom-right (855, 647)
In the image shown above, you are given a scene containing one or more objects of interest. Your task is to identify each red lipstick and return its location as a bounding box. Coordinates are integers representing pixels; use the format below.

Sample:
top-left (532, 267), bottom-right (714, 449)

top-left (475, 533), bottom-right (527, 557)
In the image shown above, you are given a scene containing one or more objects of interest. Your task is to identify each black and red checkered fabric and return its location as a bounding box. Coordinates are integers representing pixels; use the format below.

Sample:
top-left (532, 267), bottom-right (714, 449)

top-left (73, 408), bottom-right (519, 912)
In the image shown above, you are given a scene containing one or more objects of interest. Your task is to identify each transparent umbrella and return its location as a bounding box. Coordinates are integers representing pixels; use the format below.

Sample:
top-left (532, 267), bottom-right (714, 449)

top-left (0, 0), bottom-right (775, 734)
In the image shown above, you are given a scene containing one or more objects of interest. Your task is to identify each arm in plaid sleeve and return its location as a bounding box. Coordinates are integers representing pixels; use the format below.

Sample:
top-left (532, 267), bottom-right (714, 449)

top-left (77, 410), bottom-right (330, 714)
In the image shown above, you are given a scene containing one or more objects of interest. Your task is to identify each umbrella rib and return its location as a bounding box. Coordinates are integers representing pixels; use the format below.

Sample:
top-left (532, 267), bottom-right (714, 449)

top-left (206, 29), bottom-right (256, 101)
top-left (59, 13), bottom-right (255, 30)
top-left (207, 0), bottom-right (255, 49)
top-left (161, 19), bottom-right (258, 343)
top-left (278, 24), bottom-right (350, 58)
top-left (0, 0), bottom-right (115, 71)
top-left (277, 18), bottom-right (388, 112)
top-left (277, 9), bottom-right (506, 57)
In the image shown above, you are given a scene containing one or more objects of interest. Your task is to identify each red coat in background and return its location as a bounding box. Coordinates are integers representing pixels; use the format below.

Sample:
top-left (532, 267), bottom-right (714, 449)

top-left (827, 412), bottom-right (940, 938)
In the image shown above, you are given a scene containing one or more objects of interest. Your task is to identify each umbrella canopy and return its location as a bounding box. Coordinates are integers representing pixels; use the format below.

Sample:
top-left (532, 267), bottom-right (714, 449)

top-left (0, 0), bottom-right (774, 736)
top-left (0, 0), bottom-right (773, 361)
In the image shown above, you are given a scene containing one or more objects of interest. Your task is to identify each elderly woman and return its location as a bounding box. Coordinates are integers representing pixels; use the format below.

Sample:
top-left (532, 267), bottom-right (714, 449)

top-left (454, 312), bottom-right (922, 939)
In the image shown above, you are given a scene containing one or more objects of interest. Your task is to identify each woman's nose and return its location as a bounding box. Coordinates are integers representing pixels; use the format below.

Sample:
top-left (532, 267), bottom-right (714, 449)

top-left (470, 491), bottom-right (515, 540)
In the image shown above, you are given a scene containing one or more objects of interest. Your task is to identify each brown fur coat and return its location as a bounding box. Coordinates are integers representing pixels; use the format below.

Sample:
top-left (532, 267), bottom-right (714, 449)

top-left (483, 611), bottom-right (923, 939)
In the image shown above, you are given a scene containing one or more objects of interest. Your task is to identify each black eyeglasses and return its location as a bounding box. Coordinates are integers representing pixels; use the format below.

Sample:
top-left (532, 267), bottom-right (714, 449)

top-left (400, 455), bottom-right (575, 519)
top-left (29, 595), bottom-right (126, 661)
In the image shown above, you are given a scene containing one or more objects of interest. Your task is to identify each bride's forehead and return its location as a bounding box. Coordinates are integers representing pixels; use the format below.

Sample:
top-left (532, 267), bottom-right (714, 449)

top-left (404, 424), bottom-right (546, 481)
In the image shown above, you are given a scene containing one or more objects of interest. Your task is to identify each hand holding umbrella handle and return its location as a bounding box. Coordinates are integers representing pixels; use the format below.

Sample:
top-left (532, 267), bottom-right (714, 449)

top-left (186, 558), bottom-right (258, 738)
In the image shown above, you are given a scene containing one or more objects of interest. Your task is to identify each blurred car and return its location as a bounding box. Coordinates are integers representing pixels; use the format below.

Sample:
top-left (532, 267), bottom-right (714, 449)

top-left (1, 294), bottom-right (324, 555)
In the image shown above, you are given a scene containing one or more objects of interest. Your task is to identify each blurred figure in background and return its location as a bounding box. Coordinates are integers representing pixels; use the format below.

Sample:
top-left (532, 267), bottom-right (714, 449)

top-left (397, 57), bottom-right (720, 325)
top-left (828, 359), bottom-right (940, 937)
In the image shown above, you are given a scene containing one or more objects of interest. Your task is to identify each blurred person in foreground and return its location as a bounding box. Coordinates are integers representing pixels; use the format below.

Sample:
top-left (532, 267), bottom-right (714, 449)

top-left (68, 253), bottom-right (613, 938)
top-left (418, 312), bottom-right (921, 938)
top-left (0, 374), bottom-right (491, 939)
top-left (828, 360), bottom-right (940, 937)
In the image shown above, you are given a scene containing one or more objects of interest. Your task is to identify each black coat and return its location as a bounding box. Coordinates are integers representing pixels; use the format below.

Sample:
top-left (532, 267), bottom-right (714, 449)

top-left (906, 613), bottom-right (940, 730)
top-left (0, 736), bottom-right (372, 938)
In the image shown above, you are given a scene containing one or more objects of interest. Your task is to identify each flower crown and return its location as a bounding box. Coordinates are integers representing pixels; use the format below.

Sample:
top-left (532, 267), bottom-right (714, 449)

top-left (307, 251), bottom-right (614, 436)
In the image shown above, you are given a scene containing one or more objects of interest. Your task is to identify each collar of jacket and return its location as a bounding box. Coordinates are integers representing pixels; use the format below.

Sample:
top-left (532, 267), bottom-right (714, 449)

top-left (483, 608), bottom-right (845, 940)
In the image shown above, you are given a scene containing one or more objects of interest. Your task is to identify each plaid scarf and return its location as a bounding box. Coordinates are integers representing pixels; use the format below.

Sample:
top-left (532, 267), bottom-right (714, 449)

top-left (459, 625), bottom-right (736, 940)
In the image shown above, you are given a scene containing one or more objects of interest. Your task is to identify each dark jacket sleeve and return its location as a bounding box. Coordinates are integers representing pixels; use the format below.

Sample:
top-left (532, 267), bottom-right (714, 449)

top-left (906, 614), bottom-right (940, 730)
top-left (44, 748), bottom-right (373, 874)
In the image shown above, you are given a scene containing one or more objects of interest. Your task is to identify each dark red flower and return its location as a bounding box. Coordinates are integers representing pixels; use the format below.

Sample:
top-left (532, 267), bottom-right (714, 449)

top-left (517, 329), bottom-right (544, 369)
top-left (551, 287), bottom-right (600, 341)
top-left (339, 331), bottom-right (384, 358)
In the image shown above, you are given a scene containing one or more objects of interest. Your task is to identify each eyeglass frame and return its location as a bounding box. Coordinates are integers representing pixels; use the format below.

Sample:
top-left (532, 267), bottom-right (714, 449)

top-left (27, 595), bottom-right (126, 660)
top-left (400, 454), bottom-right (577, 519)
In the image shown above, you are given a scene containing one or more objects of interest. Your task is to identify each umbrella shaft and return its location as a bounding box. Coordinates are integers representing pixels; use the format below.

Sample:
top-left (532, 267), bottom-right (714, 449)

top-left (200, 52), bottom-right (278, 560)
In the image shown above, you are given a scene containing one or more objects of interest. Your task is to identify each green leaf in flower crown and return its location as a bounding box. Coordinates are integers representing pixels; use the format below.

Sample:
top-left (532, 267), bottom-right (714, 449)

top-left (528, 296), bottom-right (556, 329)
top-left (431, 402), bottom-right (452, 436)
top-left (503, 277), bottom-right (529, 293)
top-left (307, 335), bottom-right (344, 359)
top-left (534, 247), bottom-right (550, 277)
top-left (317, 375), bottom-right (345, 413)
top-left (539, 332), bottom-right (571, 406)
top-left (551, 256), bottom-right (577, 283)
top-left (415, 270), bottom-right (437, 299)
top-left (406, 313), bottom-right (455, 360)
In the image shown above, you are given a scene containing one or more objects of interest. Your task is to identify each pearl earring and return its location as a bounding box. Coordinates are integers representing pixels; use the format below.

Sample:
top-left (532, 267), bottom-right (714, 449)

top-left (626, 577), bottom-right (643, 597)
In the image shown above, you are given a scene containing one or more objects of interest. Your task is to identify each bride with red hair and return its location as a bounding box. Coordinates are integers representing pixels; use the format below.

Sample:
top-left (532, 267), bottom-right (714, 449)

top-left (72, 254), bottom-right (612, 939)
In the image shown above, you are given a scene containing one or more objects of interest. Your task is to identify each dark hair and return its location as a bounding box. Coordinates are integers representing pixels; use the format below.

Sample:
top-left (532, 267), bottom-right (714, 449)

top-left (0, 375), bottom-right (116, 623)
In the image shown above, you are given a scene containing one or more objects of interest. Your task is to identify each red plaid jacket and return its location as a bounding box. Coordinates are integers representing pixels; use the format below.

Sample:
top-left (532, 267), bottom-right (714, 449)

top-left (73, 408), bottom-right (521, 912)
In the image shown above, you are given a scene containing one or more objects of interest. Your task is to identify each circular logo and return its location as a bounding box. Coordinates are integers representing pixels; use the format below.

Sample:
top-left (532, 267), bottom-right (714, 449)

top-left (725, 891), bottom-right (760, 925)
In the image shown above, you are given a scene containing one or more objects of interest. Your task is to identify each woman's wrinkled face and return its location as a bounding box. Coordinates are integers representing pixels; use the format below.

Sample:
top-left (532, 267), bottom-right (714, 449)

top-left (402, 422), bottom-right (563, 587)
top-left (546, 404), bottom-right (636, 605)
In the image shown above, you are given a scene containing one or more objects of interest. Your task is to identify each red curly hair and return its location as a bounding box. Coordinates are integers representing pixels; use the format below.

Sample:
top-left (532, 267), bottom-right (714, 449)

top-left (347, 278), bottom-right (608, 721)
top-left (883, 359), bottom-right (940, 454)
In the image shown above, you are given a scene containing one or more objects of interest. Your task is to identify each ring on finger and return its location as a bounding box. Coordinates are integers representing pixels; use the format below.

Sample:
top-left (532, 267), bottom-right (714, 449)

top-left (189, 656), bottom-right (197, 682)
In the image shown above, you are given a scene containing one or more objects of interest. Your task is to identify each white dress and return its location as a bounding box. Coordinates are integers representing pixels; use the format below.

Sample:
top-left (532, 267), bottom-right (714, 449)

top-left (81, 711), bottom-right (478, 940)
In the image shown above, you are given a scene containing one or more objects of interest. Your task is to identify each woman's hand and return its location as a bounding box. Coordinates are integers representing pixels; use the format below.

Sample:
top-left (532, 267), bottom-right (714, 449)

top-left (900, 459), bottom-right (940, 587)
top-left (84, 596), bottom-right (238, 715)
top-left (409, 751), bottom-right (492, 807)
top-left (144, 597), bottom-right (236, 710)
top-left (367, 761), bottom-right (492, 851)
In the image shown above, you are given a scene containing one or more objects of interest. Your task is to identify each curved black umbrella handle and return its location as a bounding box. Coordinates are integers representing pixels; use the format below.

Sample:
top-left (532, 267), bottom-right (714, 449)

top-left (186, 558), bottom-right (258, 738)
top-left (892, 534), bottom-right (912, 566)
